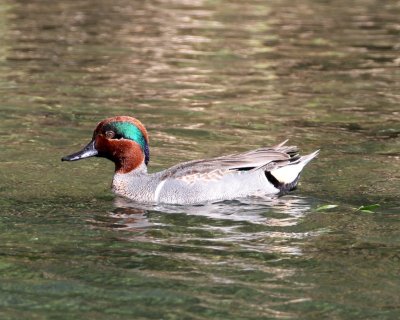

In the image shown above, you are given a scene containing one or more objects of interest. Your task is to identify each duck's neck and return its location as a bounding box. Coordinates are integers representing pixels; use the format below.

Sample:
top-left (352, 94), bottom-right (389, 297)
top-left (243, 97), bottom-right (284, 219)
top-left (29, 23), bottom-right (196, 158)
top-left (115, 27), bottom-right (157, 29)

top-left (112, 141), bottom-right (147, 174)
top-left (115, 161), bottom-right (148, 175)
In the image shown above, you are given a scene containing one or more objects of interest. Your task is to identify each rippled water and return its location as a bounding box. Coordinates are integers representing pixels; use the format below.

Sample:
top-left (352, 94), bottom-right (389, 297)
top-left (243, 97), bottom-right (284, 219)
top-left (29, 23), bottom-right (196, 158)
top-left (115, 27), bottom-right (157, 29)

top-left (0, 0), bottom-right (399, 319)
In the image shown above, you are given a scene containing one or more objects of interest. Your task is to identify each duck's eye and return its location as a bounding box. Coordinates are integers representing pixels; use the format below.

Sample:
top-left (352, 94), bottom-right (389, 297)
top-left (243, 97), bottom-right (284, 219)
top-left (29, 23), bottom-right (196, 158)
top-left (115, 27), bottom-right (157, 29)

top-left (105, 130), bottom-right (115, 139)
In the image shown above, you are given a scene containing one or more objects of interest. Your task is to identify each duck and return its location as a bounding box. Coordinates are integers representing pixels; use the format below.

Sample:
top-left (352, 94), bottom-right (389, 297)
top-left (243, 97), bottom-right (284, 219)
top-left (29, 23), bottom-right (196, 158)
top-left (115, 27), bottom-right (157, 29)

top-left (62, 116), bottom-right (319, 205)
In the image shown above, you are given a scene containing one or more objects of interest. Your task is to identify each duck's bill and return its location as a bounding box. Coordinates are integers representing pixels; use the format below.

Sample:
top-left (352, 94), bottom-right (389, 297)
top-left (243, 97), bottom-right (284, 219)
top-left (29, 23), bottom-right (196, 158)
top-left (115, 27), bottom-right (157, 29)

top-left (61, 140), bottom-right (98, 161)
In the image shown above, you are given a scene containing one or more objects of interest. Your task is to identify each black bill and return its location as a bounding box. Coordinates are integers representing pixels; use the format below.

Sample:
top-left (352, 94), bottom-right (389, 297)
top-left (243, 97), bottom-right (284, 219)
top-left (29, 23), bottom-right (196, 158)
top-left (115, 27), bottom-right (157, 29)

top-left (61, 140), bottom-right (98, 161)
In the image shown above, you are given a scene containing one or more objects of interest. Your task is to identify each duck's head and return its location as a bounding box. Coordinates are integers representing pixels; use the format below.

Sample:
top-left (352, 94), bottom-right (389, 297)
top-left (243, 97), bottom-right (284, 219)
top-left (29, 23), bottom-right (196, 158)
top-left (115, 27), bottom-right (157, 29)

top-left (62, 116), bottom-right (149, 173)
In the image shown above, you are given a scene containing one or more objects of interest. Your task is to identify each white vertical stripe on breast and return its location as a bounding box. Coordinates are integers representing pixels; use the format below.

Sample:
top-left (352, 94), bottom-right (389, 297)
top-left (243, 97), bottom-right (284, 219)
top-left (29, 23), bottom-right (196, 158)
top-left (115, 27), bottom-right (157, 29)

top-left (154, 180), bottom-right (166, 202)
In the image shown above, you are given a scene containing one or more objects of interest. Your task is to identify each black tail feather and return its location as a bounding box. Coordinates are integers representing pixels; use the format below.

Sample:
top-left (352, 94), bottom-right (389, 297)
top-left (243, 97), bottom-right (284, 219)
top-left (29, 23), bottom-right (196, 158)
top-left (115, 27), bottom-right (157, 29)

top-left (265, 171), bottom-right (300, 193)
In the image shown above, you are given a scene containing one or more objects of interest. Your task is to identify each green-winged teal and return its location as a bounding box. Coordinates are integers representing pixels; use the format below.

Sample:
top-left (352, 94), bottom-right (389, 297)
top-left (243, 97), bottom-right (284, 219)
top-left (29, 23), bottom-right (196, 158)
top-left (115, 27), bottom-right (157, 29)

top-left (62, 116), bottom-right (319, 204)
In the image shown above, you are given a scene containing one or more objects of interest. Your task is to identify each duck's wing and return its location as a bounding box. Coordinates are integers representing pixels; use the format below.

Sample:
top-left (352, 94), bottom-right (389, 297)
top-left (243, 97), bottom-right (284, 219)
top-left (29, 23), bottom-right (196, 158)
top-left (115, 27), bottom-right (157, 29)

top-left (160, 142), bottom-right (301, 183)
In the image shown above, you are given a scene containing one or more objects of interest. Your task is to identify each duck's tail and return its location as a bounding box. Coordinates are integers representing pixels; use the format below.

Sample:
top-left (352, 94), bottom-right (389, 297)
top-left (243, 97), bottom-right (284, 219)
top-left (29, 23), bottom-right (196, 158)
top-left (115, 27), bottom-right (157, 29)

top-left (266, 150), bottom-right (319, 192)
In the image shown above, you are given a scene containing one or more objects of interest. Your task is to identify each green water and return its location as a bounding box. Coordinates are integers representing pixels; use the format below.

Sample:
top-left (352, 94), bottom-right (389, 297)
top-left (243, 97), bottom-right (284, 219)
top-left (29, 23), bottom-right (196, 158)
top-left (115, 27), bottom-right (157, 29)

top-left (0, 0), bottom-right (399, 319)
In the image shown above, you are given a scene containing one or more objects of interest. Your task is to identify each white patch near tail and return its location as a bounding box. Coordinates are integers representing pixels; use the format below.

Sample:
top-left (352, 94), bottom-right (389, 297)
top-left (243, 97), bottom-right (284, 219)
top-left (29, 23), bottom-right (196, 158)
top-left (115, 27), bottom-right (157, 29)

top-left (270, 150), bottom-right (319, 184)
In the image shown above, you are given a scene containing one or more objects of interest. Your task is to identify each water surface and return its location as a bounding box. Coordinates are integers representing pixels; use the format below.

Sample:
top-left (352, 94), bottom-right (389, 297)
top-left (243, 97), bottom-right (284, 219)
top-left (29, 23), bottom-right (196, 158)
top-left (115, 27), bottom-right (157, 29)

top-left (0, 0), bottom-right (399, 319)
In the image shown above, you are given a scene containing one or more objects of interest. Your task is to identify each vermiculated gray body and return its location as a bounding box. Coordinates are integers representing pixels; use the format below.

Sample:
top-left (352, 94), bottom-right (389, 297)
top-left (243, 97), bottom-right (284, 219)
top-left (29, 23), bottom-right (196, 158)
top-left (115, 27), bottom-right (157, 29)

top-left (112, 144), bottom-right (319, 205)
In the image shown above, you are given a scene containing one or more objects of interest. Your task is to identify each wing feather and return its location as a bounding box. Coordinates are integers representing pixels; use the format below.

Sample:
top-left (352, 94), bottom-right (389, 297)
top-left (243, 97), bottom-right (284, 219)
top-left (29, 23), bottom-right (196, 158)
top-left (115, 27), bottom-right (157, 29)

top-left (160, 141), bottom-right (301, 183)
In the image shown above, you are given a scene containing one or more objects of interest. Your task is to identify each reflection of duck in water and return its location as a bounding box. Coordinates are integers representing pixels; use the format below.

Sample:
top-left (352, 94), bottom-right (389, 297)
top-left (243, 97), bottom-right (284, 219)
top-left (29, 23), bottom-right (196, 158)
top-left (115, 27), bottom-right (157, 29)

top-left (113, 195), bottom-right (313, 226)
top-left (62, 116), bottom-right (319, 205)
